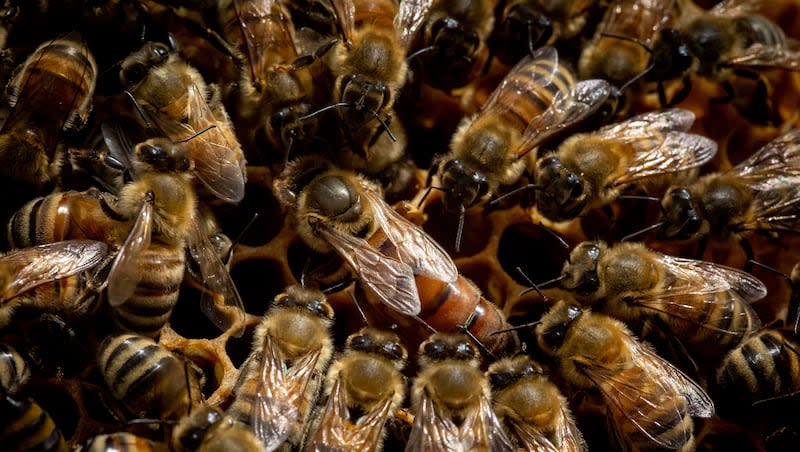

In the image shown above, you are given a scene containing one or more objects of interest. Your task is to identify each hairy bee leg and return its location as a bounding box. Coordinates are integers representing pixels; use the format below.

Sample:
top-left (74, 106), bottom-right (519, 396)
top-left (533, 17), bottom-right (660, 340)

top-left (710, 80), bottom-right (735, 104)
top-left (292, 39), bottom-right (338, 69)
top-left (166, 9), bottom-right (248, 69)
top-left (643, 316), bottom-right (701, 382)
top-left (660, 76), bottom-right (692, 107)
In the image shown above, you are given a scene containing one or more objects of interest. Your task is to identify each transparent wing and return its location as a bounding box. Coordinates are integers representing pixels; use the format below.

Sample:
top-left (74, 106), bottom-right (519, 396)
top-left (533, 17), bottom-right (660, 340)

top-left (654, 254), bottom-right (768, 302)
top-left (613, 132), bottom-right (717, 186)
top-left (741, 184), bottom-right (800, 233)
top-left (518, 79), bottom-right (612, 155)
top-left (405, 395), bottom-right (460, 452)
top-left (728, 129), bottom-right (800, 187)
top-left (507, 419), bottom-right (559, 452)
top-left (724, 40), bottom-right (800, 71)
top-left (594, 108), bottom-right (696, 141)
top-left (107, 195), bottom-right (153, 307)
top-left (187, 218), bottom-right (246, 336)
top-left (309, 377), bottom-right (395, 451)
top-left (481, 47), bottom-right (558, 119)
top-left (395, 0), bottom-right (433, 49)
top-left (1, 241), bottom-right (108, 301)
top-left (599, 0), bottom-right (677, 47)
top-left (709, 0), bottom-right (763, 17)
top-left (319, 227), bottom-right (421, 316)
top-left (149, 83), bottom-right (246, 204)
top-left (329, 0), bottom-right (355, 45)
top-left (362, 189), bottom-right (457, 283)
top-left (233, 0), bottom-right (298, 84)
top-left (253, 335), bottom-right (322, 449)
top-left (457, 395), bottom-right (514, 452)
top-left (554, 405), bottom-right (586, 452)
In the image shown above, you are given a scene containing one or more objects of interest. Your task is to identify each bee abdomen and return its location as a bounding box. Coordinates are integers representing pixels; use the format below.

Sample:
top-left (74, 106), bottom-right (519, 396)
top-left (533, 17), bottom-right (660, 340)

top-left (0, 396), bottom-right (66, 452)
top-left (110, 247), bottom-right (184, 337)
top-left (0, 345), bottom-right (29, 394)
top-left (499, 60), bottom-right (575, 132)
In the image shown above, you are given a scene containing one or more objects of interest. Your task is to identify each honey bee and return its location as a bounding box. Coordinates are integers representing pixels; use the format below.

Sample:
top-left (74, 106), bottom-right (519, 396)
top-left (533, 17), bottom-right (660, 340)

top-left (214, 0), bottom-right (318, 158)
top-left (226, 284), bottom-right (334, 451)
top-left (557, 240), bottom-right (766, 363)
top-left (96, 333), bottom-right (204, 421)
top-left (657, 128), bottom-right (800, 265)
top-left (275, 157), bottom-right (521, 356)
top-left (487, 355), bottom-right (586, 452)
top-left (305, 327), bottom-right (407, 452)
top-left (323, 0), bottom-right (431, 150)
top-left (647, 0), bottom-right (800, 125)
top-left (0, 32), bottom-right (97, 188)
top-left (171, 405), bottom-right (263, 452)
top-left (715, 327), bottom-right (800, 413)
top-left (100, 124), bottom-right (245, 337)
top-left (413, 0), bottom-right (493, 92)
top-left (406, 333), bottom-right (514, 451)
top-left (490, 0), bottom-right (596, 66)
top-left (120, 40), bottom-right (247, 205)
top-left (432, 46), bottom-right (611, 244)
top-left (0, 343), bottom-right (66, 452)
top-left (536, 300), bottom-right (714, 451)
top-left (578, 0), bottom-right (678, 93)
top-left (0, 240), bottom-right (109, 328)
top-left (534, 108), bottom-right (717, 222)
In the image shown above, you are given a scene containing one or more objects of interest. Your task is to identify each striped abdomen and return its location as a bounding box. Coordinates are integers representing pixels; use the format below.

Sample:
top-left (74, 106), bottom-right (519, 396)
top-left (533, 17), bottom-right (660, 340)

top-left (0, 396), bottom-right (66, 452)
top-left (110, 244), bottom-right (185, 338)
top-left (97, 334), bottom-right (192, 421)
top-left (8, 190), bottom-right (125, 248)
top-left (716, 329), bottom-right (800, 403)
top-left (604, 365), bottom-right (695, 452)
top-left (0, 345), bottom-right (29, 395)
top-left (738, 14), bottom-right (788, 49)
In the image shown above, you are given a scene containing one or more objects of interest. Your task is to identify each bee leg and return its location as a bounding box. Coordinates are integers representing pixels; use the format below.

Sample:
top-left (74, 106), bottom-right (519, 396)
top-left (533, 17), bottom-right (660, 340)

top-left (167, 10), bottom-right (248, 69)
top-left (457, 311), bottom-right (496, 361)
top-left (694, 235), bottom-right (708, 261)
top-left (642, 316), bottom-right (701, 382)
top-left (740, 238), bottom-right (756, 273)
top-left (292, 39), bottom-right (338, 69)
top-left (660, 76), bottom-right (692, 107)
top-left (710, 80), bottom-right (735, 105)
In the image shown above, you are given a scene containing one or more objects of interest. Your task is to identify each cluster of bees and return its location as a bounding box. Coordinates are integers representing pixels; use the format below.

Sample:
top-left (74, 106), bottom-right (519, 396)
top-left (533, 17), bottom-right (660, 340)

top-left (0, 0), bottom-right (799, 450)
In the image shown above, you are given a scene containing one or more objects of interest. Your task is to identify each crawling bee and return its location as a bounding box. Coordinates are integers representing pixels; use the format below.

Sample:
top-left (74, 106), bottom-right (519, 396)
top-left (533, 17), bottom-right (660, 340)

top-left (305, 327), bottom-right (407, 452)
top-left (536, 300), bottom-right (714, 451)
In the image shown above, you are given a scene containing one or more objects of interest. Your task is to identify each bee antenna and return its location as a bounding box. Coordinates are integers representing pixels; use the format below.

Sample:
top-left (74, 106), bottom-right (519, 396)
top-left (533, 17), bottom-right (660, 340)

top-left (124, 91), bottom-right (155, 132)
top-left (417, 185), bottom-right (443, 208)
top-left (455, 204), bottom-right (465, 253)
top-left (127, 418), bottom-right (178, 426)
top-left (598, 32), bottom-right (656, 91)
top-left (540, 225), bottom-right (569, 250)
top-left (174, 125), bottom-right (217, 143)
top-left (617, 195), bottom-right (662, 203)
top-left (300, 258), bottom-right (311, 288)
top-left (406, 46), bottom-right (435, 62)
top-left (491, 320), bottom-right (542, 336)
top-left (296, 102), bottom-right (351, 122)
top-left (487, 184), bottom-right (542, 208)
top-left (321, 278), bottom-right (354, 295)
top-left (347, 288), bottom-right (370, 326)
top-left (459, 313), bottom-right (495, 360)
top-left (183, 360), bottom-right (193, 417)
top-left (531, 273), bottom-right (568, 292)
top-left (621, 221), bottom-right (665, 242)
top-left (369, 111), bottom-right (397, 142)
top-left (230, 212), bottom-right (259, 249)
top-left (599, 33), bottom-right (653, 55)
top-left (515, 266), bottom-right (549, 300)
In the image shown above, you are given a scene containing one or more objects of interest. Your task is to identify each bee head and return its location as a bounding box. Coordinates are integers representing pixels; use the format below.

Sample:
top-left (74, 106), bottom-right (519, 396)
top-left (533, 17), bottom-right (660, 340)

top-left (561, 241), bottom-right (603, 295)
top-left (536, 156), bottom-right (587, 221)
top-left (487, 356), bottom-right (544, 392)
top-left (647, 28), bottom-right (693, 82)
top-left (347, 328), bottom-right (407, 362)
top-left (121, 42), bottom-right (170, 87)
top-left (536, 301), bottom-right (582, 354)
top-left (439, 158), bottom-right (488, 213)
top-left (659, 187), bottom-right (703, 240)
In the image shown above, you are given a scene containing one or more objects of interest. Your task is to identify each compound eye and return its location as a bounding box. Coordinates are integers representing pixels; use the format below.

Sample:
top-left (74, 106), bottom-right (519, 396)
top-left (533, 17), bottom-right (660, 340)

top-left (454, 341), bottom-right (476, 360)
top-left (122, 64), bottom-right (146, 86)
top-left (383, 342), bottom-right (404, 360)
top-left (349, 334), bottom-right (369, 351)
top-left (423, 340), bottom-right (446, 359)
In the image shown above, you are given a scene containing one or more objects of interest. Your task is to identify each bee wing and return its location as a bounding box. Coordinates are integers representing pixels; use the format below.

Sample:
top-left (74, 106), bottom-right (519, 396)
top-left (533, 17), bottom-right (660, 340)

top-left (741, 184), bottom-right (800, 233)
top-left (1, 241), bottom-right (108, 301)
top-left (252, 335), bottom-right (322, 450)
top-left (729, 129), bottom-right (800, 185)
top-left (599, 0), bottom-right (677, 47)
top-left (101, 121), bottom-right (138, 180)
top-left (554, 405), bottom-right (586, 452)
top-left (395, 0), bottom-right (433, 50)
top-left (406, 394), bottom-right (461, 452)
top-left (708, 0), bottom-right (762, 17)
top-left (593, 109), bottom-right (696, 140)
top-left (362, 189), bottom-right (457, 283)
top-left (457, 395), bottom-right (514, 451)
top-left (152, 83), bottom-right (246, 204)
top-left (309, 377), bottom-right (396, 451)
top-left (187, 219), bottom-right (246, 336)
top-left (107, 194), bottom-right (153, 307)
top-left (233, 0), bottom-right (298, 83)
top-left (583, 340), bottom-right (713, 450)
top-left (329, 0), bottom-right (355, 45)
top-left (611, 132), bottom-right (717, 186)
top-left (319, 226), bottom-right (421, 316)
top-left (724, 40), bottom-right (800, 71)
top-left (507, 419), bottom-right (559, 452)
top-left (517, 79), bottom-right (612, 155)
top-left (656, 254), bottom-right (768, 303)
top-left (481, 47), bottom-right (557, 117)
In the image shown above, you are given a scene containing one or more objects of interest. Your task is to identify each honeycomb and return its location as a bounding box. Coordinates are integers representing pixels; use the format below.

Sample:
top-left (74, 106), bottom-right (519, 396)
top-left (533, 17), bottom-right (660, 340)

top-left (1, 1), bottom-right (800, 451)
